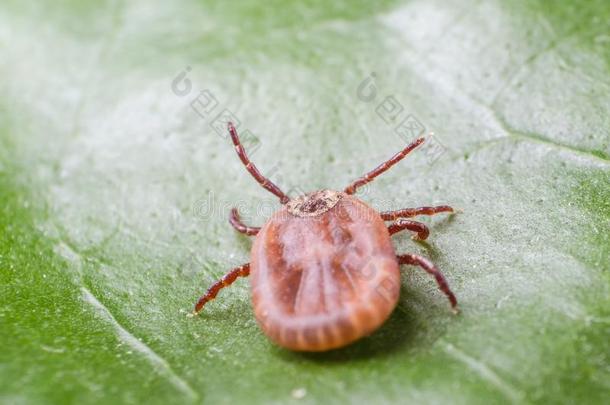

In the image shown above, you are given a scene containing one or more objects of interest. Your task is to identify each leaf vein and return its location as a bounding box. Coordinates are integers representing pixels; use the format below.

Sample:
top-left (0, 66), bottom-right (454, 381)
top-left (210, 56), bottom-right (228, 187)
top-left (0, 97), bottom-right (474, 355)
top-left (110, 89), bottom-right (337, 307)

top-left (81, 287), bottom-right (199, 401)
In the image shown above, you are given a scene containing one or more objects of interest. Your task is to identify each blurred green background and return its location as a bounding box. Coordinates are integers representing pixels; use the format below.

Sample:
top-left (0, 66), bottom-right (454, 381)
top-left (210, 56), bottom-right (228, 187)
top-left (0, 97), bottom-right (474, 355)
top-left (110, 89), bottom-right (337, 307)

top-left (1, 1), bottom-right (609, 404)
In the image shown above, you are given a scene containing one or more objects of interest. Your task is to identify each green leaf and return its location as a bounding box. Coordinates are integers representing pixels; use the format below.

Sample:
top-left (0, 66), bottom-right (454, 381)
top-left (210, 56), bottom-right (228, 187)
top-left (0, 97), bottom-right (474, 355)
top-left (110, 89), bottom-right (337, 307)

top-left (1, 1), bottom-right (609, 404)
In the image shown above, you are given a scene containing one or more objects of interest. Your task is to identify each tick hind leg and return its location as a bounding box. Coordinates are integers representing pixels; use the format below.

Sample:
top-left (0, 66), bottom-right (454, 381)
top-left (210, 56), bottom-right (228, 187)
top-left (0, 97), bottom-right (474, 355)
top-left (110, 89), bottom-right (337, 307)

top-left (193, 263), bottom-right (250, 314)
top-left (230, 208), bottom-right (260, 236)
top-left (388, 219), bottom-right (429, 240)
top-left (380, 205), bottom-right (455, 221)
top-left (397, 254), bottom-right (458, 312)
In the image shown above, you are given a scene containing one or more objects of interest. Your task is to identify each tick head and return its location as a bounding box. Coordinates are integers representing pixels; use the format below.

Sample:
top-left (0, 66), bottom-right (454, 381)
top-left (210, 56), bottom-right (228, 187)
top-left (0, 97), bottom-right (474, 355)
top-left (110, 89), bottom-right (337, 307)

top-left (286, 189), bottom-right (342, 218)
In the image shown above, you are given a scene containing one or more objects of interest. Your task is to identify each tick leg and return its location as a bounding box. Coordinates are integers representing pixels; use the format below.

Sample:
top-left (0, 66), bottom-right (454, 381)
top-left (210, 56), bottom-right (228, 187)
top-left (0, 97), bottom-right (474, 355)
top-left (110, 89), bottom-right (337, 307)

top-left (193, 263), bottom-right (251, 314)
top-left (380, 205), bottom-right (455, 221)
top-left (397, 254), bottom-right (458, 312)
top-left (344, 137), bottom-right (425, 195)
top-left (229, 208), bottom-right (260, 236)
top-left (228, 122), bottom-right (290, 204)
top-left (388, 219), bottom-right (429, 240)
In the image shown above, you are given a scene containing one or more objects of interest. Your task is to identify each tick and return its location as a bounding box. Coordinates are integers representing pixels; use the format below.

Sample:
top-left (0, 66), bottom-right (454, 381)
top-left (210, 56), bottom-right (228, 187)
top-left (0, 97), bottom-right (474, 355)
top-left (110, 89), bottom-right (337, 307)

top-left (193, 122), bottom-right (458, 352)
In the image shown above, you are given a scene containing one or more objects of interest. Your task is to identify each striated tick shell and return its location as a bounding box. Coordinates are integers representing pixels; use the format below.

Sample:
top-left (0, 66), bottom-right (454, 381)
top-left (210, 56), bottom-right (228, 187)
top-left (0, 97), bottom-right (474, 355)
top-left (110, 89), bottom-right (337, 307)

top-left (250, 189), bottom-right (401, 351)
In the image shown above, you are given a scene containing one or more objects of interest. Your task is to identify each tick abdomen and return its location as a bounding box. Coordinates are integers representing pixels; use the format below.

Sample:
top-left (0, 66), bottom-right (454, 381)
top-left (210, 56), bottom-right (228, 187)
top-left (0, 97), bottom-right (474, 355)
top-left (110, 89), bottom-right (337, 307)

top-left (250, 191), bottom-right (401, 351)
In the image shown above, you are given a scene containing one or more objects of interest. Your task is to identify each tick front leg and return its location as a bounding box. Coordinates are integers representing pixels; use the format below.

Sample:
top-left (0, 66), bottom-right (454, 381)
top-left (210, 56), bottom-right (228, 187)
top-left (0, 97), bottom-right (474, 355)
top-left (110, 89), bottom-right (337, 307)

top-left (344, 137), bottom-right (425, 195)
top-left (193, 263), bottom-right (251, 314)
top-left (396, 254), bottom-right (458, 312)
top-left (229, 208), bottom-right (260, 236)
top-left (228, 123), bottom-right (290, 204)
top-left (381, 205), bottom-right (455, 221)
top-left (388, 219), bottom-right (429, 240)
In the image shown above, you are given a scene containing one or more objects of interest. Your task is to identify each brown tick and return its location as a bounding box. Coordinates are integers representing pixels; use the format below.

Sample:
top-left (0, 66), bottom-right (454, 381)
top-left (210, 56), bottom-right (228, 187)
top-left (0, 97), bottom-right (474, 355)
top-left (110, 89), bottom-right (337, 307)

top-left (193, 122), bottom-right (458, 352)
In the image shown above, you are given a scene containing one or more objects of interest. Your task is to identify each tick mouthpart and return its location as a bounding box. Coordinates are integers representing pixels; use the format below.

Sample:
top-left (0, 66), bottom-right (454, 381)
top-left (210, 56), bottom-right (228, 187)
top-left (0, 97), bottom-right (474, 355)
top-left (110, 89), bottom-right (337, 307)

top-left (286, 189), bottom-right (342, 218)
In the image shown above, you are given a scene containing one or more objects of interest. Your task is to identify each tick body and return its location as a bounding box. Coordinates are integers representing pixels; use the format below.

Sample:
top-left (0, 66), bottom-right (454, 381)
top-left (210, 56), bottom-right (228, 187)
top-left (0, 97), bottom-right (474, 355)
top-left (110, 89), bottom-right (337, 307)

top-left (252, 191), bottom-right (400, 351)
top-left (194, 123), bottom-right (458, 352)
